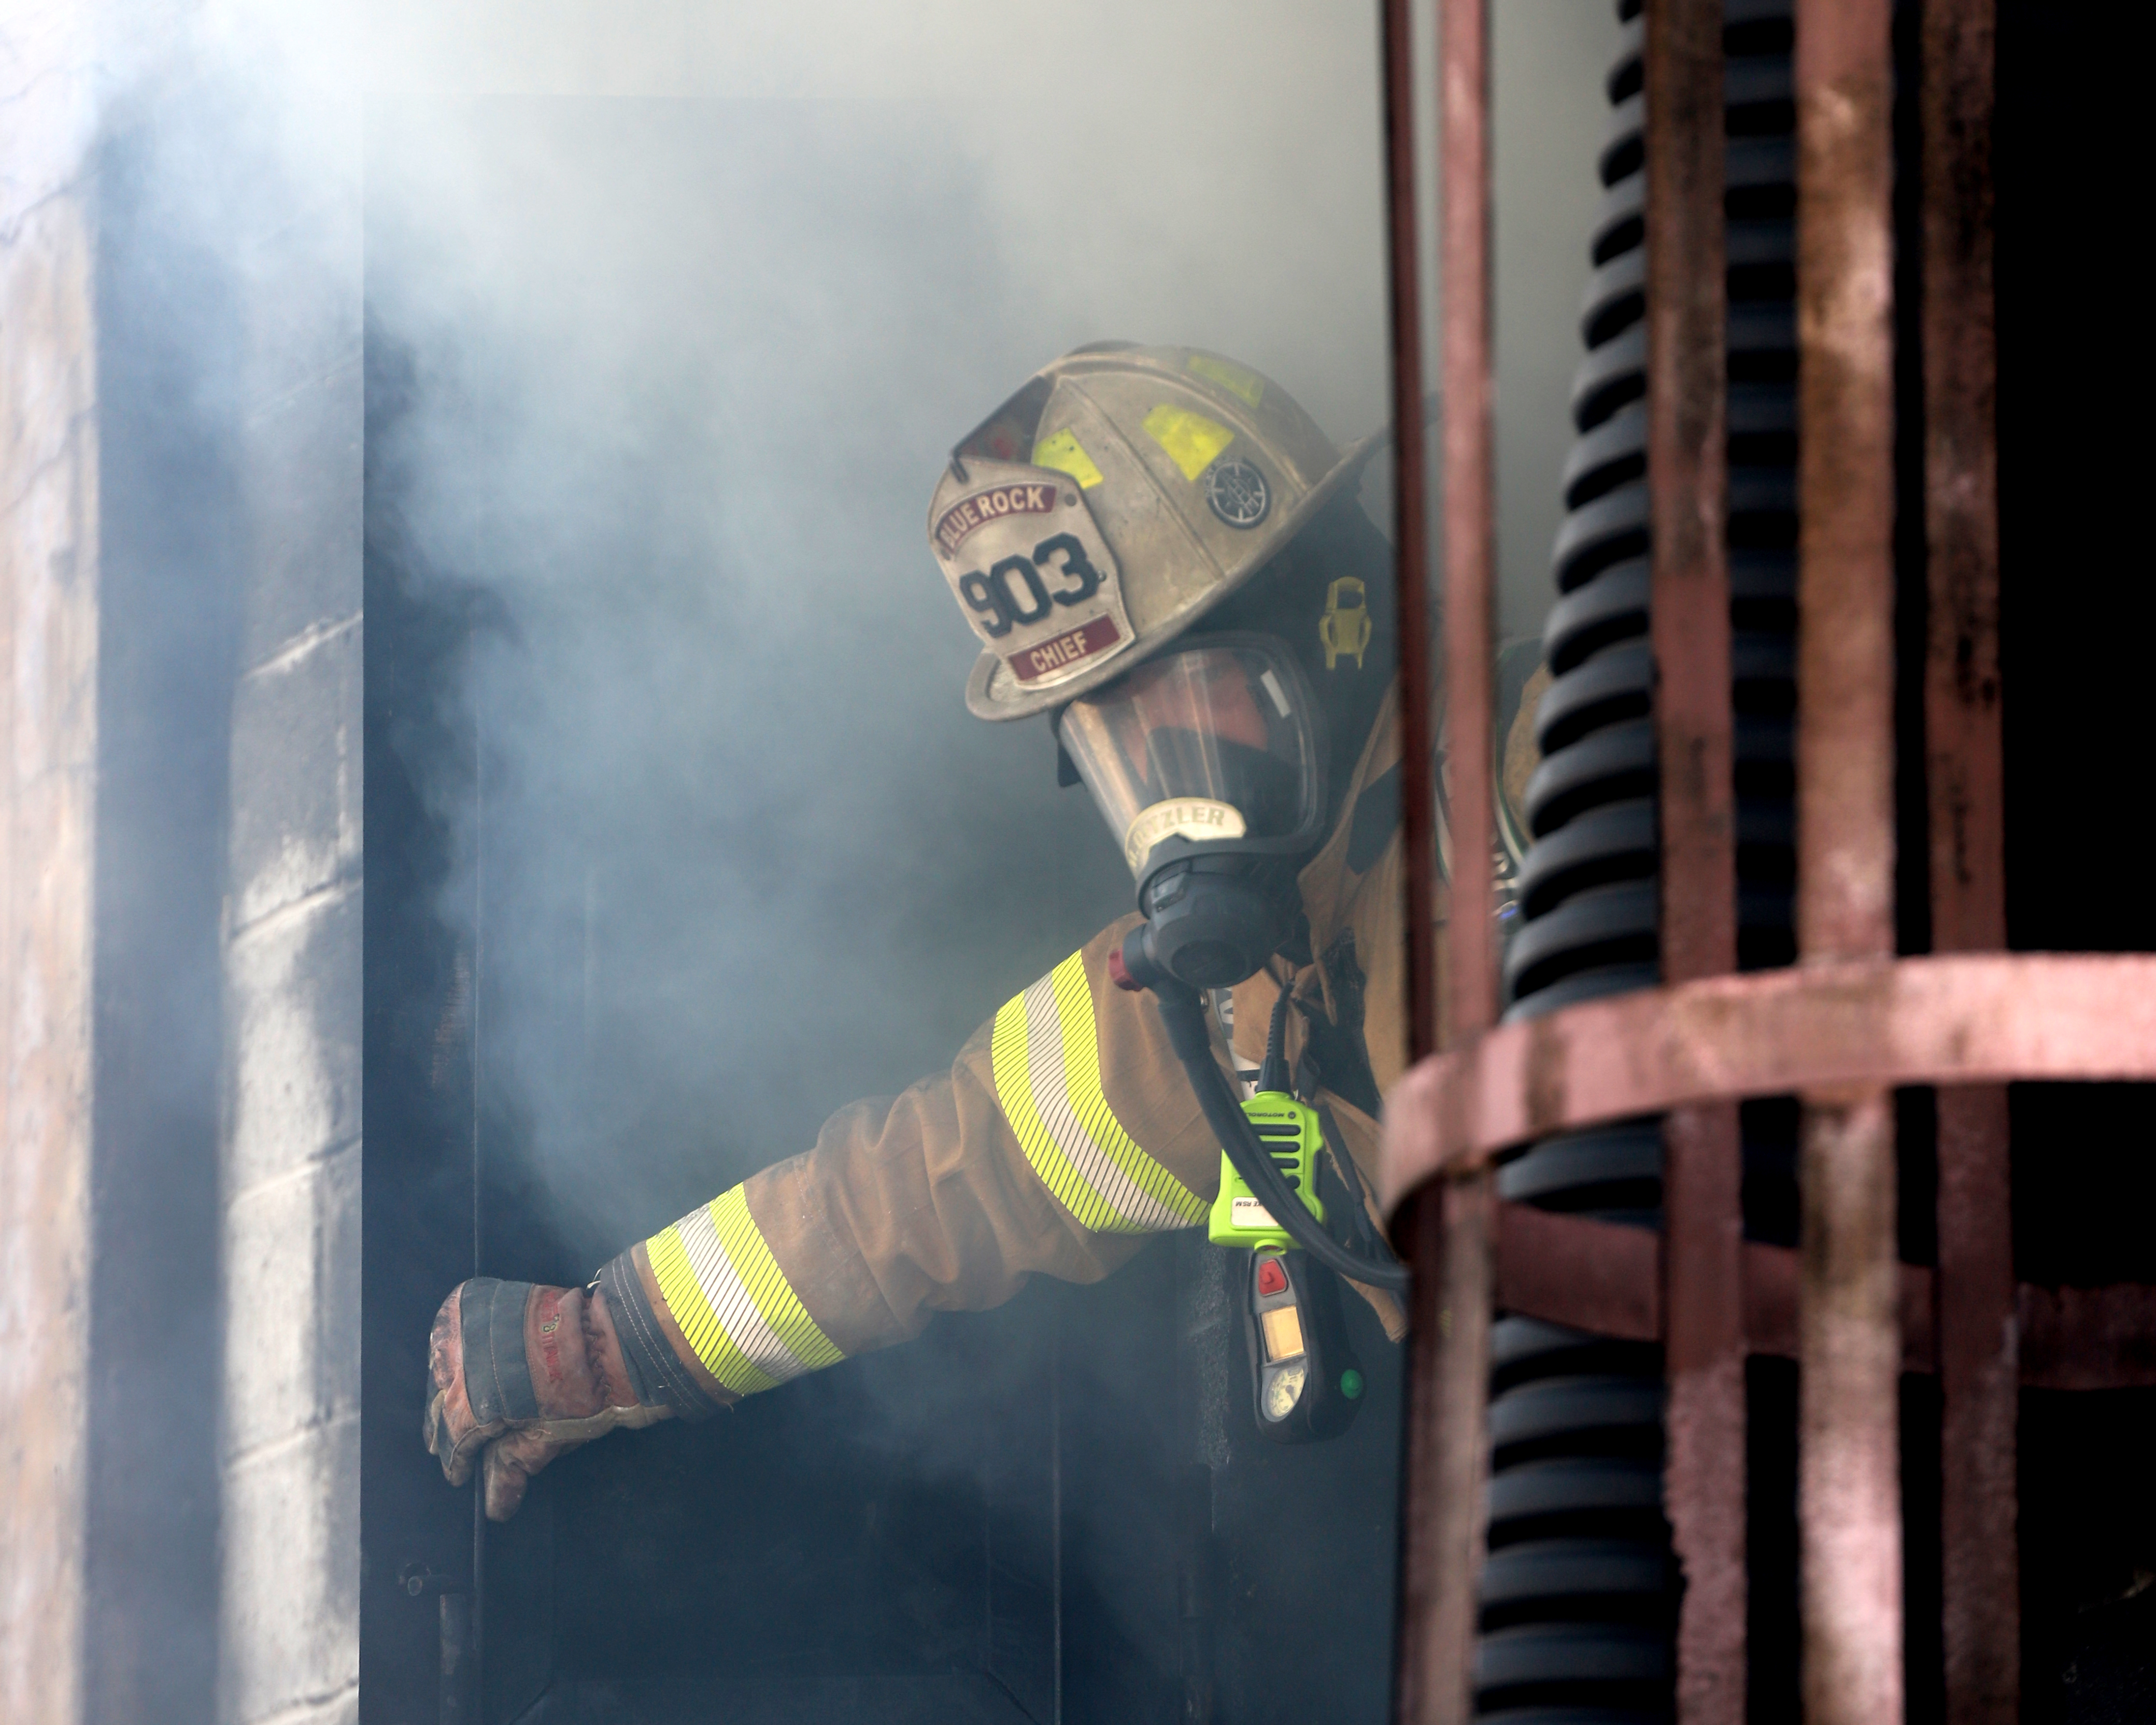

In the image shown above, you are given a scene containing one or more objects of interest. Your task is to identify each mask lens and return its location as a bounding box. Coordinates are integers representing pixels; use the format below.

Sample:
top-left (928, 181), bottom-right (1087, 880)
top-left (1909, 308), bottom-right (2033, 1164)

top-left (1058, 640), bottom-right (1323, 880)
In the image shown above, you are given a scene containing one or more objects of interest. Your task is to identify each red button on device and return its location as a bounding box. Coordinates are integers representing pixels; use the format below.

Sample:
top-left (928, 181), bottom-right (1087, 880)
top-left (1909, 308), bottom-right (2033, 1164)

top-left (1256, 1257), bottom-right (1288, 1297)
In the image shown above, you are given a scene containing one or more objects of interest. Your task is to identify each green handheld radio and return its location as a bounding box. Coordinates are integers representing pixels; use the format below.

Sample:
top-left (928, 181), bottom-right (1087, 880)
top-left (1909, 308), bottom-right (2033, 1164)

top-left (1206, 1090), bottom-right (1324, 1250)
top-left (1207, 994), bottom-right (1364, 1444)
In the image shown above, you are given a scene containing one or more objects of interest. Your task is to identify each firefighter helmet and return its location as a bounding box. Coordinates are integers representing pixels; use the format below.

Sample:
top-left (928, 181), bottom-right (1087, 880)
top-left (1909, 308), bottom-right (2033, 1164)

top-left (927, 344), bottom-right (1383, 722)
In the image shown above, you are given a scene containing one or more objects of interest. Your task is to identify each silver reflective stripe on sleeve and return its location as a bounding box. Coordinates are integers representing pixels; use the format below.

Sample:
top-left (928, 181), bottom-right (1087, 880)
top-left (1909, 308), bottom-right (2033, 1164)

top-left (646, 1184), bottom-right (844, 1398)
top-left (990, 952), bottom-right (1209, 1235)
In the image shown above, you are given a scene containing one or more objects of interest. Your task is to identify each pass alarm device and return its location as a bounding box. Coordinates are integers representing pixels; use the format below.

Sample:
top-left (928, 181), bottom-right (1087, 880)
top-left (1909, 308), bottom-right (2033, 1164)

top-left (1211, 1086), bottom-right (1364, 1444)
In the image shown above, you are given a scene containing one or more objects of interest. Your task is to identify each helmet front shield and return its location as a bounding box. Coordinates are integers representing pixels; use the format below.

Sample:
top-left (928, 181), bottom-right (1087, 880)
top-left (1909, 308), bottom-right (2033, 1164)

top-left (927, 456), bottom-right (1140, 696)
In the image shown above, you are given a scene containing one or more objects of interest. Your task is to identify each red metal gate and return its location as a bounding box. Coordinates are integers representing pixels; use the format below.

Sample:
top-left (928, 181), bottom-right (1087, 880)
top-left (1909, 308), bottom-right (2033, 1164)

top-left (1374, 3), bottom-right (2156, 1721)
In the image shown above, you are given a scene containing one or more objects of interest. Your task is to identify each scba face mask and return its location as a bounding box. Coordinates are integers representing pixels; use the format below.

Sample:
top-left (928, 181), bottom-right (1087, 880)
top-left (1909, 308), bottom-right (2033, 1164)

top-left (1058, 635), bottom-right (1327, 989)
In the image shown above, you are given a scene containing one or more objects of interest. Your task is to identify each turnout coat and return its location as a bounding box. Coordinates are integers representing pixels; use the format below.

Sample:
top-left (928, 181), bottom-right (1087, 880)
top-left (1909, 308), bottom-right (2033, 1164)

top-left (596, 678), bottom-right (1542, 1418)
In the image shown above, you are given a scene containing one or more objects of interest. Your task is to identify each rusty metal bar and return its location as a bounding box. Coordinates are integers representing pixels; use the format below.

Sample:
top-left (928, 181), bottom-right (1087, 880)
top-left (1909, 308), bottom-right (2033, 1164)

top-left (1918, 7), bottom-right (2004, 963)
top-left (1492, 1203), bottom-right (2156, 1390)
top-left (1919, 1), bottom-right (2014, 1718)
top-left (1439, 0), bottom-right (1497, 1050)
top-left (1647, 3), bottom-right (1736, 990)
top-left (1394, 1175), bottom-right (1496, 1725)
top-left (1391, 0), bottom-right (1497, 1719)
top-left (1496, 1201), bottom-right (1663, 1344)
top-left (1797, 1069), bottom-right (1903, 1725)
top-left (1380, 7), bottom-right (1446, 1719)
top-left (1380, 951), bottom-right (2156, 1190)
top-left (1643, 1), bottom-right (1745, 1716)
top-left (1430, 0), bottom-right (1502, 1696)
top-left (1758, 1237), bottom-right (1938, 1376)
top-left (1795, 2), bottom-right (1899, 965)
top-left (1497, 1207), bottom-right (1922, 1371)
top-left (1433, 16), bottom-right (1499, 1722)
top-left (1794, 0), bottom-right (1902, 1715)
top-left (2016, 1284), bottom-right (2156, 1391)
top-left (1378, 4), bottom-right (1449, 1721)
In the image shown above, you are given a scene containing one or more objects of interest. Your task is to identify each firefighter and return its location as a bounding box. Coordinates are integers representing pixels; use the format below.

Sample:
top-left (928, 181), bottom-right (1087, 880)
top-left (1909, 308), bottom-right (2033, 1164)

top-left (424, 343), bottom-right (1539, 1519)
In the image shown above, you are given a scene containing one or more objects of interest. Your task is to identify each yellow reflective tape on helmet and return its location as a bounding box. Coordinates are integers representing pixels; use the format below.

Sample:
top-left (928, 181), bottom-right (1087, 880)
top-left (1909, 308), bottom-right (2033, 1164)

top-left (645, 1183), bottom-right (843, 1396)
top-left (991, 952), bottom-right (1207, 1234)
top-left (1187, 353), bottom-right (1265, 406)
top-left (1032, 428), bottom-right (1105, 489)
top-left (1141, 404), bottom-right (1236, 482)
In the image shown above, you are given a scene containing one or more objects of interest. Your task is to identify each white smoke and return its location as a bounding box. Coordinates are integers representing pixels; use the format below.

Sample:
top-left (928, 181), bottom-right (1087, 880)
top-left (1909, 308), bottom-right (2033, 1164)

top-left (347, 6), bottom-right (1407, 1259)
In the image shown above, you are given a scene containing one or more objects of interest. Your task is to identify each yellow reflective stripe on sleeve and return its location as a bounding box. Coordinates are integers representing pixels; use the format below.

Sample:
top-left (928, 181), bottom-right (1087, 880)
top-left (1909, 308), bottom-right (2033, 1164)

top-left (1141, 404), bottom-right (1236, 482)
top-left (648, 1222), bottom-right (777, 1397)
top-left (645, 1183), bottom-right (843, 1397)
top-left (990, 952), bottom-right (1208, 1234)
top-left (1048, 960), bottom-right (1209, 1226)
top-left (710, 1185), bottom-right (845, 1371)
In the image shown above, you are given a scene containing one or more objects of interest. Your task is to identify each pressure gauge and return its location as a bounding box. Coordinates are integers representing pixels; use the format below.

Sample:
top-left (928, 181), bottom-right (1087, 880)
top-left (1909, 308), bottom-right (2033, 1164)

top-left (1263, 1358), bottom-right (1309, 1422)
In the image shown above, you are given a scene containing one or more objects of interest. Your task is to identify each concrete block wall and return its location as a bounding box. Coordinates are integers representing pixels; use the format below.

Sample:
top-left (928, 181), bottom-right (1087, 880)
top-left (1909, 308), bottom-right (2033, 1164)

top-left (217, 157), bottom-right (365, 1725)
top-left (6, 16), bottom-right (365, 1725)
top-left (0, 163), bottom-right (101, 1725)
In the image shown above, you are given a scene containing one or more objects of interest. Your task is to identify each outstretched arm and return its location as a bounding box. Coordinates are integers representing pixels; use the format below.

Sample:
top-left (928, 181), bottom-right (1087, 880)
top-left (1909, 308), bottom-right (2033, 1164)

top-left (599, 912), bottom-right (1222, 1408)
top-left (428, 914), bottom-right (1230, 1515)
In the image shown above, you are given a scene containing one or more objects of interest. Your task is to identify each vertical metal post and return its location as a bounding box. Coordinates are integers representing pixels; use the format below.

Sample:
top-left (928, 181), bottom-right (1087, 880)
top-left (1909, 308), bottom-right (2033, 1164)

top-left (1392, 0), bottom-right (1497, 1720)
top-left (1382, 5), bottom-right (1443, 1717)
top-left (438, 1593), bottom-right (473, 1725)
top-left (1394, 1173), bottom-right (1496, 1725)
top-left (1919, 2), bottom-right (2014, 1718)
top-left (1794, 0), bottom-right (1903, 1721)
top-left (1437, 12), bottom-right (1496, 1055)
top-left (1433, 12), bottom-right (1501, 1661)
top-left (1383, 0), bottom-right (1439, 1072)
top-left (1644, 2), bottom-right (1746, 1720)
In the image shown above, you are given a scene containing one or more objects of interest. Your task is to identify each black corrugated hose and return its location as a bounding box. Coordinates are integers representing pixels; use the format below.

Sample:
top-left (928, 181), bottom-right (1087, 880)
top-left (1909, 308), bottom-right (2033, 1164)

top-left (1476, 3), bottom-right (1803, 1719)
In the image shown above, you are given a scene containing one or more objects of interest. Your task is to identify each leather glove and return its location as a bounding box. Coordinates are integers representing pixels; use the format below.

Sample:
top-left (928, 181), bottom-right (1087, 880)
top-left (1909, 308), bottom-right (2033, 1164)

top-left (423, 1277), bottom-right (670, 1521)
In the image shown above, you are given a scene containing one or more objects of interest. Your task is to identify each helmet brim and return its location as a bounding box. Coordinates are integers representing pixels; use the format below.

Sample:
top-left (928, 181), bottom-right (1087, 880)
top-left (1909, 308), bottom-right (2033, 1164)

top-left (963, 425), bottom-right (1389, 721)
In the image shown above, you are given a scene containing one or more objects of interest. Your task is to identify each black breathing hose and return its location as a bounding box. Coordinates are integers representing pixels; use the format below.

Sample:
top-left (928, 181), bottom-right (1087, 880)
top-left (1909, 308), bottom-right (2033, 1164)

top-left (1150, 984), bottom-right (1412, 1293)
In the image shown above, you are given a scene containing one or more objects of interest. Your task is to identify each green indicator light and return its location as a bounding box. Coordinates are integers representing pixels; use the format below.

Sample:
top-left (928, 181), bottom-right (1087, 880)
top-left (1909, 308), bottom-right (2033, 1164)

top-left (1339, 1368), bottom-right (1365, 1401)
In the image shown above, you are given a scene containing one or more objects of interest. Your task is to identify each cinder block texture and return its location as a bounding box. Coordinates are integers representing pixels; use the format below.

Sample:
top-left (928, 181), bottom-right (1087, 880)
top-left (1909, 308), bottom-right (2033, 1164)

top-left (226, 883), bottom-right (361, 1196)
top-left (219, 765), bottom-right (364, 1725)
top-left (224, 1135), bottom-right (360, 1463)
top-left (218, 1409), bottom-right (361, 1725)
top-left (227, 617), bottom-right (361, 934)
top-left (245, 1692), bottom-right (360, 1725)
top-left (237, 362), bottom-right (362, 670)
top-left (236, 186), bottom-right (362, 412)
top-left (231, 144), bottom-right (362, 670)
top-left (217, 131), bottom-right (364, 1725)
